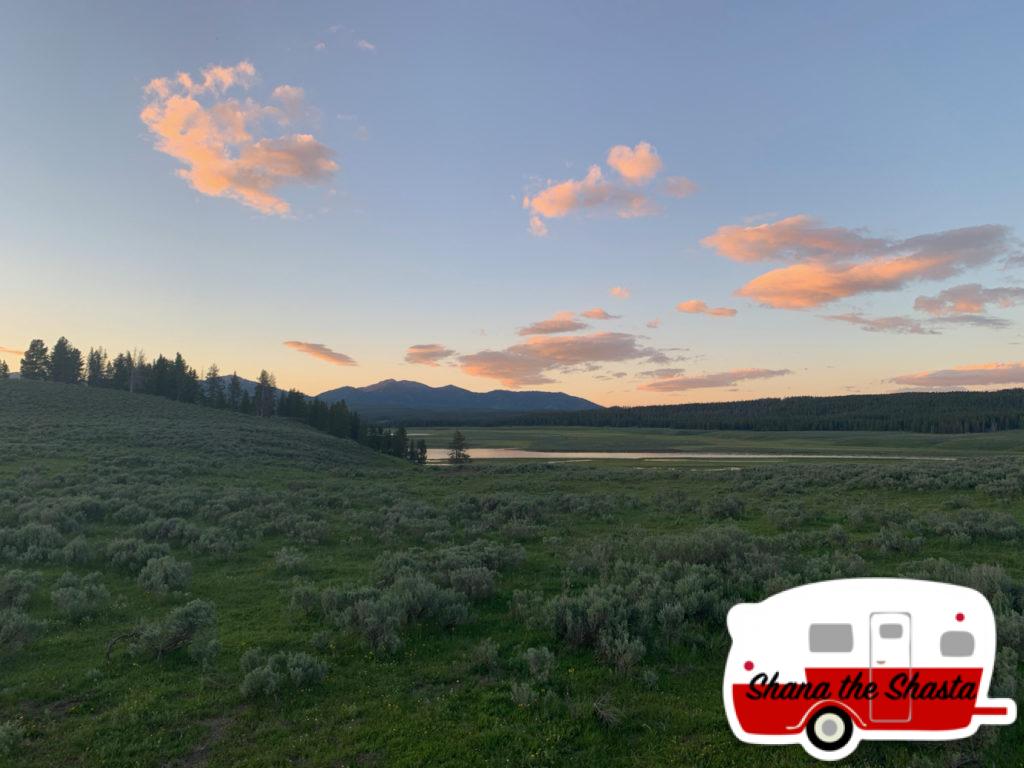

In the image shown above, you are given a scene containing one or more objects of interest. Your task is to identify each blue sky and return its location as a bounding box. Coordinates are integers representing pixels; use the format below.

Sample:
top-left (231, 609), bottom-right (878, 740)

top-left (3, 1), bottom-right (1024, 404)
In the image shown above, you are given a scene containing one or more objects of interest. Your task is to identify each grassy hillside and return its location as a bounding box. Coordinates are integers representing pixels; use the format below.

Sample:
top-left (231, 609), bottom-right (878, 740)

top-left (2, 381), bottom-right (1023, 767)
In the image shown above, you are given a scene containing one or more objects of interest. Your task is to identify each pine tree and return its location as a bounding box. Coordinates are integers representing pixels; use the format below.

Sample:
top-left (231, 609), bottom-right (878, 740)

top-left (415, 439), bottom-right (428, 464)
top-left (447, 430), bottom-right (470, 464)
top-left (227, 373), bottom-right (242, 410)
top-left (49, 337), bottom-right (84, 384)
top-left (204, 365), bottom-right (225, 407)
top-left (86, 347), bottom-right (109, 387)
top-left (20, 339), bottom-right (49, 380)
top-left (0, 359), bottom-right (9, 379)
top-left (254, 370), bottom-right (276, 417)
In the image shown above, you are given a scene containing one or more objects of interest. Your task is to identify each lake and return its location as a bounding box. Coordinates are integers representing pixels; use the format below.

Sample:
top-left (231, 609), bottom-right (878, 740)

top-left (424, 448), bottom-right (958, 462)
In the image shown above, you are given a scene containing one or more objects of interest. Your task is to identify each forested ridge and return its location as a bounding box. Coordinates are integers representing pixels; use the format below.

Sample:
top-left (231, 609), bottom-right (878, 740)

top-left (503, 390), bottom-right (1024, 434)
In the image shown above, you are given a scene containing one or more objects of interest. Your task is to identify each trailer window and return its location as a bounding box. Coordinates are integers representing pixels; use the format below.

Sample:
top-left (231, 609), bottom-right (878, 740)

top-left (878, 623), bottom-right (903, 639)
top-left (809, 623), bottom-right (853, 652)
top-left (941, 631), bottom-right (974, 657)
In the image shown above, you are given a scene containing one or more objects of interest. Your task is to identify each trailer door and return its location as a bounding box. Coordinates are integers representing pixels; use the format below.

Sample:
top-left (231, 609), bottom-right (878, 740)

top-left (869, 612), bottom-right (912, 722)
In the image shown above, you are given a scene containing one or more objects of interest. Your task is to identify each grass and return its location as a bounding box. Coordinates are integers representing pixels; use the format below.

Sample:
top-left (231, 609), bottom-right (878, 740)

top-left (1, 380), bottom-right (1023, 767)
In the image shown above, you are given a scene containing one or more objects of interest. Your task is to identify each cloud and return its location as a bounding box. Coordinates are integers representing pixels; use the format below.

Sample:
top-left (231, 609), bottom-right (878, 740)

top-left (931, 314), bottom-right (1011, 328)
top-left (523, 142), bottom-right (691, 235)
top-left (610, 286), bottom-right (630, 299)
top-left (606, 142), bottom-right (662, 184)
top-left (518, 311), bottom-right (589, 336)
top-left (676, 299), bottom-right (737, 317)
top-left (283, 341), bottom-right (356, 366)
top-left (581, 307), bottom-right (619, 320)
top-left (313, 41), bottom-right (327, 51)
top-left (356, 39), bottom-right (376, 52)
top-left (0, 345), bottom-right (24, 355)
top-left (646, 318), bottom-right (661, 329)
top-left (637, 367), bottom-right (686, 379)
top-left (822, 313), bottom-right (937, 335)
top-left (459, 332), bottom-right (665, 387)
top-left (141, 61), bottom-right (337, 215)
top-left (914, 283), bottom-right (1024, 316)
top-left (702, 216), bottom-right (1016, 309)
top-left (891, 361), bottom-right (1024, 389)
top-left (405, 344), bottom-right (456, 366)
top-left (665, 176), bottom-right (698, 198)
top-left (638, 368), bottom-right (792, 392)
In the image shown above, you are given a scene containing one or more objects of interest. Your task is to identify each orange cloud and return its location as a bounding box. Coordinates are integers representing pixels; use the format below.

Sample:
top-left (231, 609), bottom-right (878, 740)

top-left (523, 141), bottom-right (687, 235)
top-left (914, 283), bottom-right (1024, 316)
top-left (704, 217), bottom-right (1015, 309)
top-left (606, 142), bottom-right (662, 184)
top-left (610, 286), bottom-right (630, 299)
top-left (141, 62), bottom-right (337, 215)
top-left (459, 332), bottom-right (666, 388)
top-left (581, 307), bottom-right (619, 320)
top-left (518, 311), bottom-right (589, 336)
top-left (891, 361), bottom-right (1024, 389)
top-left (677, 299), bottom-right (737, 317)
top-left (701, 215), bottom-right (879, 263)
top-left (405, 344), bottom-right (456, 366)
top-left (638, 368), bottom-right (791, 392)
top-left (0, 345), bottom-right (24, 355)
top-left (283, 341), bottom-right (356, 366)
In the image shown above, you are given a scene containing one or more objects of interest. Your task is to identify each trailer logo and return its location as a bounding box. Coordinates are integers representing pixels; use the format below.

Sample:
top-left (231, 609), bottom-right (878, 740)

top-left (723, 578), bottom-right (1017, 761)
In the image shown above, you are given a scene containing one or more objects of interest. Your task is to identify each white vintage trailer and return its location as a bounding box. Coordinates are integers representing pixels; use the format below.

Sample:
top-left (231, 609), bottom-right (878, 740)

top-left (724, 578), bottom-right (1016, 761)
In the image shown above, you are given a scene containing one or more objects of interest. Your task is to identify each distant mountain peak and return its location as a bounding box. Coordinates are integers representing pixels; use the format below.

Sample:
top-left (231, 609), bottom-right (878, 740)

top-left (316, 379), bottom-right (600, 415)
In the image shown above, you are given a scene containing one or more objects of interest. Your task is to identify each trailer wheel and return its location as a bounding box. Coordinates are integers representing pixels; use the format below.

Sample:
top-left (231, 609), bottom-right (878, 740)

top-left (807, 707), bottom-right (853, 752)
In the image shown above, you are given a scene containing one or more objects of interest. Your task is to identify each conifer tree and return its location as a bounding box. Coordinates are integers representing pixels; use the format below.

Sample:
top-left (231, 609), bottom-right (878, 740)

top-left (86, 347), bottom-right (109, 387)
top-left (204, 364), bottom-right (225, 407)
top-left (447, 430), bottom-right (470, 464)
top-left (20, 339), bottom-right (49, 380)
top-left (0, 359), bottom-right (9, 379)
top-left (227, 373), bottom-right (242, 410)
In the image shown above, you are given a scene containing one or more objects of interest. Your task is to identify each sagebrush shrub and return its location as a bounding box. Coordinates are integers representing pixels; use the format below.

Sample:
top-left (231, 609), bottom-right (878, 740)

top-left (130, 599), bottom-right (218, 665)
top-left (137, 556), bottom-right (192, 594)
top-left (470, 638), bottom-right (499, 673)
top-left (509, 681), bottom-right (538, 708)
top-left (238, 648), bottom-right (327, 699)
top-left (0, 607), bottom-right (45, 653)
top-left (51, 571), bottom-right (110, 622)
top-left (106, 538), bottom-right (170, 573)
top-left (523, 646), bottom-right (555, 683)
top-left (0, 570), bottom-right (40, 608)
top-left (274, 547), bottom-right (307, 572)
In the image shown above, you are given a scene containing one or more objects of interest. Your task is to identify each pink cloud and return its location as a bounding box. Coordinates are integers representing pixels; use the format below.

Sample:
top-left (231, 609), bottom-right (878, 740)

top-left (284, 341), bottom-right (356, 366)
top-left (610, 286), bottom-right (630, 299)
top-left (0, 345), bottom-right (24, 355)
top-left (677, 299), bottom-right (737, 317)
top-left (518, 311), bottom-right (589, 336)
top-left (638, 368), bottom-right (792, 392)
top-left (704, 218), bottom-right (1014, 309)
top-left (356, 39), bottom-right (376, 52)
top-left (459, 332), bottom-right (665, 388)
top-left (606, 142), bottom-right (662, 184)
top-left (523, 141), bottom-right (689, 235)
top-left (646, 318), bottom-right (661, 329)
top-left (581, 307), bottom-right (619, 320)
top-left (891, 361), bottom-right (1024, 389)
top-left (141, 62), bottom-right (337, 215)
top-left (405, 344), bottom-right (456, 366)
top-left (914, 283), bottom-right (1024, 316)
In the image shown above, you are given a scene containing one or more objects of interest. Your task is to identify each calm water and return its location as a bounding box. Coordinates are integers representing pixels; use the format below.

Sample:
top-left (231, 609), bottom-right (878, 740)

top-left (425, 448), bottom-right (956, 462)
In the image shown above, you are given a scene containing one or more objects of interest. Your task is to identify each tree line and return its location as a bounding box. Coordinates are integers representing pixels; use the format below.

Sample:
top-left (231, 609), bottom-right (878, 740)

top-left (500, 390), bottom-right (1024, 434)
top-left (7, 337), bottom-right (428, 463)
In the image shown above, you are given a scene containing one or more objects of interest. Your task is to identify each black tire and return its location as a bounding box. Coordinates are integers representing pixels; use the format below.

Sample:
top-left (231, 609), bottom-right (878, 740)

top-left (807, 707), bottom-right (854, 752)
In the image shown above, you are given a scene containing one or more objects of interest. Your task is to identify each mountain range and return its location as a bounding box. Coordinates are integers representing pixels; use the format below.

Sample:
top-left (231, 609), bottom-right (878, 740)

top-left (217, 376), bottom-right (600, 421)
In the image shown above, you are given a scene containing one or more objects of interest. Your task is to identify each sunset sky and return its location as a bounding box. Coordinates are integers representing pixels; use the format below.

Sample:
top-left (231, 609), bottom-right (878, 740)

top-left (3, 1), bottom-right (1024, 406)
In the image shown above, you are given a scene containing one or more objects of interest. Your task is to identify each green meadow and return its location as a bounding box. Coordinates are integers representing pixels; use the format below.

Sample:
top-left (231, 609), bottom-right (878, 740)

top-left (2, 381), bottom-right (1023, 767)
